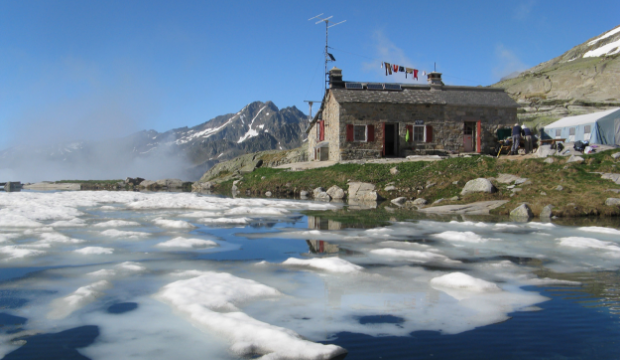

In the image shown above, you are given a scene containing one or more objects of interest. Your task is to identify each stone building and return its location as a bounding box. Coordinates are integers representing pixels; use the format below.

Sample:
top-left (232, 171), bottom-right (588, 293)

top-left (307, 68), bottom-right (518, 161)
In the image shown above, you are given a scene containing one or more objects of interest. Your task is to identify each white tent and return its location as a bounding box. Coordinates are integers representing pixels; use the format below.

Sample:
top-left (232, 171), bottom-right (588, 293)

top-left (542, 108), bottom-right (620, 145)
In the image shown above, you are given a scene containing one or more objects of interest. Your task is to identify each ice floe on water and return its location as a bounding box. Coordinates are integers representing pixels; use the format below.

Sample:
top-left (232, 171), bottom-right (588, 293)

top-left (1, 190), bottom-right (620, 359)
top-left (156, 237), bottom-right (218, 249)
top-left (281, 257), bottom-right (363, 274)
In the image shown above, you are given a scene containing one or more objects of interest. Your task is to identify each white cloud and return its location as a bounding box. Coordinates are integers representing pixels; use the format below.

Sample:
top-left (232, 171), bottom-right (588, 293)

top-left (493, 44), bottom-right (528, 81)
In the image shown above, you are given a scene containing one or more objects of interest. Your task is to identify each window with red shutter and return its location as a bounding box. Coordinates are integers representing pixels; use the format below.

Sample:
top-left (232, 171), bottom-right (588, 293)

top-left (367, 125), bottom-right (375, 142)
top-left (346, 124), bottom-right (354, 142)
top-left (426, 125), bottom-right (433, 143)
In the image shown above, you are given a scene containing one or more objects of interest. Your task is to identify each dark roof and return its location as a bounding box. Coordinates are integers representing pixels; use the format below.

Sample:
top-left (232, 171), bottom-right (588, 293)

top-left (331, 84), bottom-right (518, 108)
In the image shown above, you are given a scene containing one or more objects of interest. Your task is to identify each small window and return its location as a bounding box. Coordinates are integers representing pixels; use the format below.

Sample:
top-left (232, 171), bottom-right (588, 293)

top-left (354, 125), bottom-right (366, 141)
top-left (555, 129), bottom-right (561, 137)
top-left (413, 126), bottom-right (425, 142)
top-left (584, 125), bottom-right (591, 134)
top-left (569, 128), bottom-right (576, 136)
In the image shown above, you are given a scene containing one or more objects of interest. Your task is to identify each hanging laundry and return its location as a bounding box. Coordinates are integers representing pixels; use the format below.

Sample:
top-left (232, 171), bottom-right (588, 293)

top-left (422, 71), bottom-right (427, 76)
top-left (393, 64), bottom-right (399, 73)
top-left (405, 67), bottom-right (414, 79)
top-left (385, 62), bottom-right (392, 76)
top-left (405, 129), bottom-right (410, 142)
top-left (413, 69), bottom-right (419, 80)
top-left (399, 66), bottom-right (405, 73)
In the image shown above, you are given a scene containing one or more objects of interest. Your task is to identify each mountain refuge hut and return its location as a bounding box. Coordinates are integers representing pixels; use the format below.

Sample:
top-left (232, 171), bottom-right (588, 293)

top-left (541, 108), bottom-right (620, 145)
top-left (307, 67), bottom-right (518, 161)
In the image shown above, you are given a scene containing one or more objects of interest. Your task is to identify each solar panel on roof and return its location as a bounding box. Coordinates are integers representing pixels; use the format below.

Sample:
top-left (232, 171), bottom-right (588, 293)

top-left (345, 82), bottom-right (363, 90)
top-left (383, 84), bottom-right (402, 91)
top-left (366, 83), bottom-right (384, 90)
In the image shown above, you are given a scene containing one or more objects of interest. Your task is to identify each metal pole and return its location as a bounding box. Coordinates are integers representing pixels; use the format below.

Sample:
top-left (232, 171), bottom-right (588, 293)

top-left (325, 21), bottom-right (329, 90)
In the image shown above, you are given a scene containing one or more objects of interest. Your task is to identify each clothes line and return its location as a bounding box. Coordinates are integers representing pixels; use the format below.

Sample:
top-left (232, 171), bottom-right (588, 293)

top-left (381, 61), bottom-right (427, 80)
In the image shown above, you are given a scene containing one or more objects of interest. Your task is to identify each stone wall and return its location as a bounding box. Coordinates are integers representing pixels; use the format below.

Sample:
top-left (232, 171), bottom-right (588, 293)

top-left (337, 102), bottom-right (516, 158)
top-left (307, 93), bottom-right (341, 161)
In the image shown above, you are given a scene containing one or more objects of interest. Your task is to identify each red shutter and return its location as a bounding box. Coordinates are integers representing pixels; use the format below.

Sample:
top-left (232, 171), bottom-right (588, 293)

top-left (367, 125), bottom-right (375, 142)
top-left (426, 125), bottom-right (433, 143)
top-left (346, 124), bottom-right (354, 142)
top-left (406, 125), bottom-right (413, 143)
top-left (319, 121), bottom-right (325, 141)
top-left (476, 120), bottom-right (481, 153)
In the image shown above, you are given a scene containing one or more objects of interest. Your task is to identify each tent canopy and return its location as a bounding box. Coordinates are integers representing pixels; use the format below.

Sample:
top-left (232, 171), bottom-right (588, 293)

top-left (543, 108), bottom-right (620, 145)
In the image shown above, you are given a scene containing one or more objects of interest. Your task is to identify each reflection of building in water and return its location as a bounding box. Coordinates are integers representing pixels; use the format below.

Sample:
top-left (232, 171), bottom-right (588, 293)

top-left (308, 216), bottom-right (343, 230)
top-left (306, 240), bottom-right (340, 254)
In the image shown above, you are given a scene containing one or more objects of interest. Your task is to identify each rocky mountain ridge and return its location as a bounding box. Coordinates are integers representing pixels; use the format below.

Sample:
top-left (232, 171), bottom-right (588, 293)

top-left (0, 101), bottom-right (309, 181)
top-left (492, 24), bottom-right (620, 127)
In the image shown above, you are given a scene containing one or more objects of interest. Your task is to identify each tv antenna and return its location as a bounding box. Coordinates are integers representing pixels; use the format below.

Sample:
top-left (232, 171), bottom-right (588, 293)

top-left (309, 13), bottom-right (346, 90)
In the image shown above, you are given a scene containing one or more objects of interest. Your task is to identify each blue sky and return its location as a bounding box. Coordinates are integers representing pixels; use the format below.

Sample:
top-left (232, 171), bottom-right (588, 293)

top-left (1, 0), bottom-right (618, 150)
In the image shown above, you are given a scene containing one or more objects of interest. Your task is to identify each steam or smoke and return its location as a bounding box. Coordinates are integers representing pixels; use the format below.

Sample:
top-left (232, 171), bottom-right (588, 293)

top-left (0, 57), bottom-right (194, 183)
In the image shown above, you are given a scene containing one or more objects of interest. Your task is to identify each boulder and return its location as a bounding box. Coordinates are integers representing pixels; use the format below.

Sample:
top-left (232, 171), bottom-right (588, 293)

top-left (540, 205), bottom-right (554, 218)
top-left (537, 145), bottom-right (556, 158)
top-left (460, 178), bottom-right (497, 195)
top-left (605, 198), bottom-right (620, 206)
top-left (314, 192), bottom-right (331, 201)
top-left (433, 198), bottom-right (444, 204)
top-left (265, 191), bottom-right (272, 197)
top-left (514, 178), bottom-right (529, 185)
top-left (567, 155), bottom-right (584, 163)
top-left (326, 185), bottom-right (345, 200)
top-left (139, 180), bottom-right (157, 188)
top-left (240, 159), bottom-right (263, 174)
top-left (299, 190), bottom-right (309, 197)
top-left (554, 185), bottom-right (564, 191)
top-left (391, 197), bottom-right (407, 205)
top-left (313, 187), bottom-right (326, 197)
top-left (612, 152), bottom-right (620, 159)
top-left (412, 198), bottom-right (427, 205)
top-left (449, 196), bottom-right (460, 201)
top-left (496, 174), bottom-right (521, 184)
top-left (348, 182), bottom-right (383, 201)
top-left (390, 167), bottom-right (399, 175)
top-left (384, 185), bottom-right (397, 191)
top-left (510, 203), bottom-right (533, 221)
top-left (425, 183), bottom-right (436, 189)
top-left (156, 179), bottom-right (184, 188)
top-left (543, 158), bottom-right (555, 164)
top-left (601, 173), bottom-right (620, 184)
top-left (192, 181), bottom-right (213, 191)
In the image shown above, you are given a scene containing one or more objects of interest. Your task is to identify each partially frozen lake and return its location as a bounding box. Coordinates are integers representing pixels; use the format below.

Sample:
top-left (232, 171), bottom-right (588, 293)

top-left (0, 191), bottom-right (619, 359)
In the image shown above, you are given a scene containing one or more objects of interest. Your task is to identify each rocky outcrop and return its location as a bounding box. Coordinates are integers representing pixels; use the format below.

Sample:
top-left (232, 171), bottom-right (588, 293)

top-left (326, 185), bottom-right (345, 200)
top-left (156, 179), bottom-right (184, 188)
top-left (492, 25), bottom-right (620, 127)
top-left (567, 155), bottom-right (584, 163)
top-left (510, 203), bottom-right (534, 221)
top-left (348, 182), bottom-right (383, 201)
top-left (461, 178), bottom-right (497, 195)
top-left (417, 200), bottom-right (508, 215)
top-left (605, 198), bottom-right (620, 206)
top-left (540, 204), bottom-right (554, 218)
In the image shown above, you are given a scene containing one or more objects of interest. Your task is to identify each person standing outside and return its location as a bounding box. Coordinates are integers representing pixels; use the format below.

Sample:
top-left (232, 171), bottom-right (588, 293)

top-left (523, 125), bottom-right (532, 154)
top-left (511, 123), bottom-right (522, 155)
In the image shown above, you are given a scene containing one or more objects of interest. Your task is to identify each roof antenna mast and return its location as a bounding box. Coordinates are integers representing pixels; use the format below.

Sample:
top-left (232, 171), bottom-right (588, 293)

top-left (309, 14), bottom-right (346, 91)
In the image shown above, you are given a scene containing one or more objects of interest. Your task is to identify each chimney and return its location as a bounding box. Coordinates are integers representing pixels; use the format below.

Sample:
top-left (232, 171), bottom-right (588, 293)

top-left (329, 67), bottom-right (344, 89)
top-left (427, 72), bottom-right (444, 91)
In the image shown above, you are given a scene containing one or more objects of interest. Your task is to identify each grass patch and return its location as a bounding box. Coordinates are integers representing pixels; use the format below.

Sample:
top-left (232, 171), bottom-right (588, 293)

top-left (214, 149), bottom-right (620, 218)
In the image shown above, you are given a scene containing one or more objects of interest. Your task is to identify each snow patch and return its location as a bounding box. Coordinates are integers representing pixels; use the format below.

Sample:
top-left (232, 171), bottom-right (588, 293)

top-left (157, 237), bottom-right (218, 249)
top-left (282, 257), bottom-right (363, 274)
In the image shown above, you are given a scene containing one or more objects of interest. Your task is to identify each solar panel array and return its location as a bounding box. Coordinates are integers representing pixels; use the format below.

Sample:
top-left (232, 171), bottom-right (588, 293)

top-left (383, 84), bottom-right (402, 91)
top-left (366, 83), bottom-right (384, 90)
top-left (345, 82), bottom-right (364, 90)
